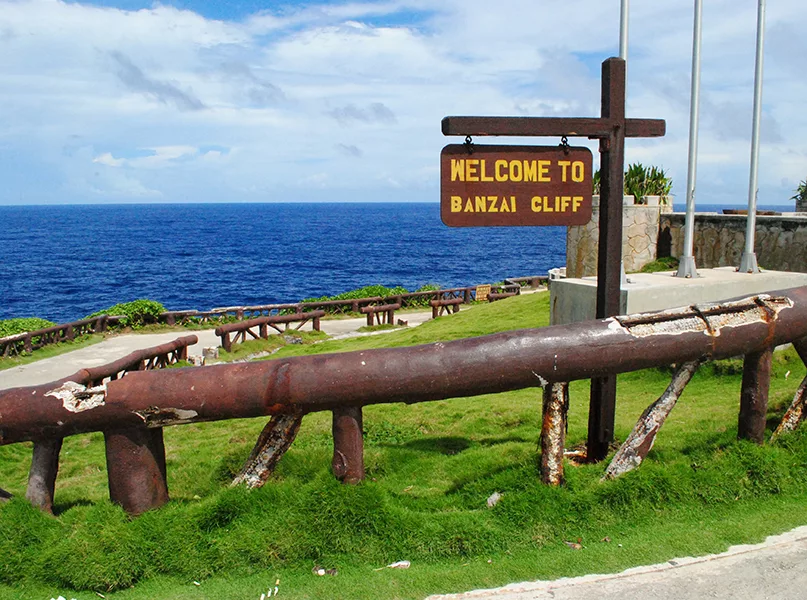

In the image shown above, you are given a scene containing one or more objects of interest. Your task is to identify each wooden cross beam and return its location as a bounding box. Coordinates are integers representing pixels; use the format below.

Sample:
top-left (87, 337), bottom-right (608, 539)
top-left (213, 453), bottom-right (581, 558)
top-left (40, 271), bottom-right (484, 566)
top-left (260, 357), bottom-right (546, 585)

top-left (442, 57), bottom-right (666, 462)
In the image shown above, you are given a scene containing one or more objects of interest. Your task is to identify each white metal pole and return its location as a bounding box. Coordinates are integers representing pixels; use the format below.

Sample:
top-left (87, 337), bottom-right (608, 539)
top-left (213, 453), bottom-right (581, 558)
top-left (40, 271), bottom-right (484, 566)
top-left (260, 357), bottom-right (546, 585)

top-left (676, 0), bottom-right (703, 278)
top-left (619, 0), bottom-right (629, 61)
top-left (618, 0), bottom-right (629, 286)
top-left (739, 0), bottom-right (765, 274)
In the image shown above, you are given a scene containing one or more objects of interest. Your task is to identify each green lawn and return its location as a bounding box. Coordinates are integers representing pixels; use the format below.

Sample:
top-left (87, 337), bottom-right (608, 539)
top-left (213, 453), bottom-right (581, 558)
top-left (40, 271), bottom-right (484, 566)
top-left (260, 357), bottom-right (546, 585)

top-left (1, 293), bottom-right (807, 600)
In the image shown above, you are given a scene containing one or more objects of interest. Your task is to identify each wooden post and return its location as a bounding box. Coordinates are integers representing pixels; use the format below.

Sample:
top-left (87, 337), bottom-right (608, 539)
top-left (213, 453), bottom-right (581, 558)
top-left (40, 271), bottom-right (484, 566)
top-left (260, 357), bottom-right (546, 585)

top-left (772, 337), bottom-right (807, 439)
top-left (104, 427), bottom-right (169, 515)
top-left (738, 347), bottom-right (773, 443)
top-left (588, 57), bottom-right (627, 463)
top-left (232, 413), bottom-right (303, 488)
top-left (25, 438), bottom-right (63, 513)
top-left (772, 375), bottom-right (807, 439)
top-left (540, 383), bottom-right (569, 485)
top-left (603, 360), bottom-right (700, 479)
top-left (332, 406), bottom-right (364, 484)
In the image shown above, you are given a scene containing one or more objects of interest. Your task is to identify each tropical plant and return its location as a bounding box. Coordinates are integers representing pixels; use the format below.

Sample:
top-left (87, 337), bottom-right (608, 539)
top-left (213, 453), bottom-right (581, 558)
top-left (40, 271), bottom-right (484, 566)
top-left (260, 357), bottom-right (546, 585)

top-left (592, 164), bottom-right (672, 204)
top-left (86, 299), bottom-right (166, 329)
top-left (792, 179), bottom-right (807, 210)
top-left (0, 317), bottom-right (55, 338)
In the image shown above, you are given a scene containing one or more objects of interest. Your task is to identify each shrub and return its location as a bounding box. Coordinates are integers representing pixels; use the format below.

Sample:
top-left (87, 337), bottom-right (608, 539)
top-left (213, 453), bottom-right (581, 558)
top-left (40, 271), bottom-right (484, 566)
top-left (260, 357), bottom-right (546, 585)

top-left (87, 299), bottom-right (166, 329)
top-left (0, 317), bottom-right (56, 338)
top-left (792, 179), bottom-right (807, 210)
top-left (592, 163), bottom-right (672, 204)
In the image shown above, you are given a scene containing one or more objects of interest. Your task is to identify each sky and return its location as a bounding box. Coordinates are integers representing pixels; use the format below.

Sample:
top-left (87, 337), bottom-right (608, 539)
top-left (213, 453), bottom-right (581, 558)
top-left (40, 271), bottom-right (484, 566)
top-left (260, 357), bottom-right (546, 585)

top-left (0, 0), bottom-right (804, 206)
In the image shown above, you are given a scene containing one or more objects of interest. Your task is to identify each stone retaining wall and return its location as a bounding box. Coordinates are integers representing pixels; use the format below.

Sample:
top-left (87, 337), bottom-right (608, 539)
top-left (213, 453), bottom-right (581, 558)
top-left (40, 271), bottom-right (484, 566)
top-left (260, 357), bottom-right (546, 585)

top-left (566, 196), bottom-right (672, 278)
top-left (659, 213), bottom-right (807, 273)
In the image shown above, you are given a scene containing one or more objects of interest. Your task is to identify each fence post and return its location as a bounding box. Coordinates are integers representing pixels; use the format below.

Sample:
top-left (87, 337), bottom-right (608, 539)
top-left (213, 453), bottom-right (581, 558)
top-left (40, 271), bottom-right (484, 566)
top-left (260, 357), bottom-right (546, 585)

top-left (540, 383), bottom-right (569, 485)
top-left (25, 438), bottom-right (63, 513)
top-left (104, 427), bottom-right (169, 515)
top-left (24, 334), bottom-right (32, 353)
top-left (332, 407), bottom-right (364, 484)
top-left (738, 347), bottom-right (773, 443)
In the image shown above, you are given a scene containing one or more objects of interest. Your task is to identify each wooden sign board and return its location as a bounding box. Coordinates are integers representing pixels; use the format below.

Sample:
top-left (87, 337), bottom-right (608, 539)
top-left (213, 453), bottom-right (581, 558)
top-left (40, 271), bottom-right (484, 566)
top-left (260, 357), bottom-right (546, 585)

top-left (475, 284), bottom-right (491, 302)
top-left (440, 145), bottom-right (593, 227)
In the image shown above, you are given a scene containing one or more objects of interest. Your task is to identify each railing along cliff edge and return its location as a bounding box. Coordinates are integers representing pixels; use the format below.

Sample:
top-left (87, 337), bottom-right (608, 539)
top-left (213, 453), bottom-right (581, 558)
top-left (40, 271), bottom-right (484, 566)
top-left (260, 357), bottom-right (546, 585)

top-left (3, 288), bottom-right (807, 516)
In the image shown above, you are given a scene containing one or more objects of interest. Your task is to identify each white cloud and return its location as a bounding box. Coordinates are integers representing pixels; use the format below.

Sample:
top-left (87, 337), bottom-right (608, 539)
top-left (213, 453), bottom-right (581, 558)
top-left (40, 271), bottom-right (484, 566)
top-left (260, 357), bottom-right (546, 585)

top-left (0, 0), bottom-right (805, 205)
top-left (92, 152), bottom-right (124, 167)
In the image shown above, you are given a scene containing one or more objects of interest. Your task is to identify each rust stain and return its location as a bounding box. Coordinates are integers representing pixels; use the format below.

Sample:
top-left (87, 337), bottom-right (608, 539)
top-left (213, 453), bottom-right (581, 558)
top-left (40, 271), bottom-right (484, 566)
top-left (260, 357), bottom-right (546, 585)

top-left (133, 406), bottom-right (199, 427)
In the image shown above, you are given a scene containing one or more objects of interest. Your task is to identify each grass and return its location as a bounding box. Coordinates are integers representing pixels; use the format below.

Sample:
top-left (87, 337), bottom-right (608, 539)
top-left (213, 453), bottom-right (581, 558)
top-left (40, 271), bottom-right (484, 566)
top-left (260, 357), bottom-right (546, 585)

top-left (212, 330), bottom-right (328, 363)
top-left (638, 256), bottom-right (679, 273)
top-left (0, 334), bottom-right (105, 371)
top-left (2, 293), bottom-right (807, 599)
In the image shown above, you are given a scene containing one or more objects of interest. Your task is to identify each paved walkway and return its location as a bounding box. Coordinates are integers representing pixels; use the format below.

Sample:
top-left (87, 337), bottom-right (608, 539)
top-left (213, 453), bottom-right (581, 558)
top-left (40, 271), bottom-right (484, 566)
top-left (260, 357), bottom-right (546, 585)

top-left (0, 310), bottom-right (434, 391)
top-left (427, 526), bottom-right (807, 600)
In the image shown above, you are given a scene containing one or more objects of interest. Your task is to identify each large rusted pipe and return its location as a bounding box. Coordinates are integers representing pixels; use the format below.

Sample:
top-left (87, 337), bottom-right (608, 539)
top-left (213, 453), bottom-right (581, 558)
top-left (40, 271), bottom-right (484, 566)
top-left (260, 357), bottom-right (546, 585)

top-left (2, 290), bottom-right (807, 445)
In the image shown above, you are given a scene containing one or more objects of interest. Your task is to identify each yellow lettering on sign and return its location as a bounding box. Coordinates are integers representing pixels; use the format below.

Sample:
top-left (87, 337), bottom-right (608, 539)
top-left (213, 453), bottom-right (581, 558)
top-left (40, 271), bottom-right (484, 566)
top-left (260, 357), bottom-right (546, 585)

top-left (531, 196), bottom-right (544, 212)
top-left (538, 160), bottom-right (551, 182)
top-left (495, 160), bottom-right (508, 182)
top-left (451, 196), bottom-right (462, 212)
top-left (466, 159), bottom-right (479, 182)
top-left (464, 198), bottom-right (473, 212)
top-left (487, 196), bottom-right (498, 212)
top-left (558, 160), bottom-right (570, 182)
top-left (480, 160), bottom-right (494, 182)
top-left (475, 196), bottom-right (487, 212)
top-left (573, 196), bottom-right (583, 211)
top-left (509, 160), bottom-right (522, 182)
top-left (523, 160), bottom-right (537, 182)
top-left (451, 159), bottom-right (464, 182)
top-left (500, 197), bottom-right (511, 212)
top-left (572, 161), bottom-right (584, 182)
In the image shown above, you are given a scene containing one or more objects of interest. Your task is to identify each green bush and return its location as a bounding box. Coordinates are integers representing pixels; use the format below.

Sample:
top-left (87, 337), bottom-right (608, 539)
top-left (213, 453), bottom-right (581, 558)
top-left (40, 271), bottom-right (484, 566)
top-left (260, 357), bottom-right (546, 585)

top-left (87, 299), bottom-right (166, 329)
top-left (300, 284), bottom-right (440, 313)
top-left (639, 256), bottom-right (679, 273)
top-left (0, 317), bottom-right (56, 338)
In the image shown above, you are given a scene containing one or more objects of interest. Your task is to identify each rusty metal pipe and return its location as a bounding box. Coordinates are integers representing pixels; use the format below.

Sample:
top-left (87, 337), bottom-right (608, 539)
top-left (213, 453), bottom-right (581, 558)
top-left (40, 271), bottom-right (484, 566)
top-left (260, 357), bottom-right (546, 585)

top-left (3, 290), bottom-right (807, 445)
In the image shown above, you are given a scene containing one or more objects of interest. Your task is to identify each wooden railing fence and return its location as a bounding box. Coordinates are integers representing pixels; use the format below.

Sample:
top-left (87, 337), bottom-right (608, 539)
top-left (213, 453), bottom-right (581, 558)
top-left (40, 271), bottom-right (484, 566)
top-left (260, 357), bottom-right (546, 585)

top-left (2, 288), bottom-right (807, 517)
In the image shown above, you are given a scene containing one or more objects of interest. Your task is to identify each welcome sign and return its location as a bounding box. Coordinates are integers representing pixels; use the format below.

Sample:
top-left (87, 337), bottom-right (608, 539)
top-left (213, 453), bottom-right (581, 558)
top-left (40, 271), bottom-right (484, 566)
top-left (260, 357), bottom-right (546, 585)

top-left (440, 145), bottom-right (593, 227)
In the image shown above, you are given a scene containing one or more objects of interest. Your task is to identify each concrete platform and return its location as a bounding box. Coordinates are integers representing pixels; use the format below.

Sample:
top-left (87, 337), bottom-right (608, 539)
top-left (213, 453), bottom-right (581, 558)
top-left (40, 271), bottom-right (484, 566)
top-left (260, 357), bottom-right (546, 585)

top-left (550, 267), bottom-right (807, 325)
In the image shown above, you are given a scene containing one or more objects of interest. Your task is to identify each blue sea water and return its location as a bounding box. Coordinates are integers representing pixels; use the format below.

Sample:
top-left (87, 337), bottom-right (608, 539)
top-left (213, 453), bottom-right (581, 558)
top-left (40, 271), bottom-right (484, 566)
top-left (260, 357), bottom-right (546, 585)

top-left (0, 203), bottom-right (568, 323)
top-left (2, 202), bottom-right (795, 323)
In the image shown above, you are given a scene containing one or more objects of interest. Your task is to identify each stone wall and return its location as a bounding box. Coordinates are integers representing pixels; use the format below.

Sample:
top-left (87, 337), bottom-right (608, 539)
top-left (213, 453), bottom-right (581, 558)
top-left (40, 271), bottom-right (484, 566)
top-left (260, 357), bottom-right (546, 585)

top-left (566, 196), bottom-right (672, 278)
top-left (659, 213), bottom-right (807, 273)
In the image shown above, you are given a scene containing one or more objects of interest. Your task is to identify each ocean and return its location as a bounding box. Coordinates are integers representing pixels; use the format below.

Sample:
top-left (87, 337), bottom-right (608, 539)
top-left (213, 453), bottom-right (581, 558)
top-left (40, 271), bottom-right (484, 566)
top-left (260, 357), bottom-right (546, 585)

top-left (0, 203), bottom-right (568, 323)
top-left (1, 202), bottom-right (794, 323)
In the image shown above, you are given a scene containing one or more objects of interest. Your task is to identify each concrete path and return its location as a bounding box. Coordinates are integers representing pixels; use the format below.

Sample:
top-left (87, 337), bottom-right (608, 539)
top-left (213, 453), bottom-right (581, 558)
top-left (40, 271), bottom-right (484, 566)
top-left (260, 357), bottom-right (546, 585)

top-left (0, 311), bottom-right (434, 391)
top-left (427, 526), bottom-right (807, 600)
